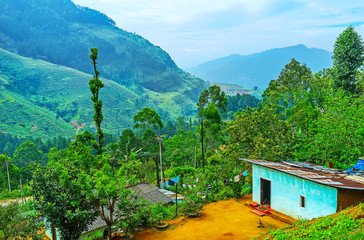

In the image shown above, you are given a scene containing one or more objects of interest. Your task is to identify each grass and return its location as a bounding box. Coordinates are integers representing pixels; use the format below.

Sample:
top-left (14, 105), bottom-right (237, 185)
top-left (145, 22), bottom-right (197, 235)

top-left (259, 203), bottom-right (364, 240)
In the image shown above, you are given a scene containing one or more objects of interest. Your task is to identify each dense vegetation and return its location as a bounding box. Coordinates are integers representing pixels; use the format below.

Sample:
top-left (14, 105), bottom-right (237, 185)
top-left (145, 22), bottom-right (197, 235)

top-left (0, 0), bottom-right (206, 95)
top-left (260, 204), bottom-right (364, 239)
top-left (0, 0), bottom-right (208, 138)
top-left (0, 47), bottom-right (205, 138)
top-left (1, 24), bottom-right (364, 240)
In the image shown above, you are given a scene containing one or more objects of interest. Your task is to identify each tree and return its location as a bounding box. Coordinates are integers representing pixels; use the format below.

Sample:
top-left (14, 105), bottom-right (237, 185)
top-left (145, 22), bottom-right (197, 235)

top-left (89, 159), bottom-right (142, 240)
top-left (110, 129), bottom-right (142, 162)
top-left (0, 154), bottom-right (21, 192)
top-left (32, 161), bottom-right (97, 240)
top-left (12, 140), bottom-right (43, 168)
top-left (133, 107), bottom-right (163, 131)
top-left (304, 91), bottom-right (364, 167)
top-left (87, 49), bottom-right (145, 240)
top-left (228, 106), bottom-right (295, 161)
top-left (0, 202), bottom-right (20, 239)
top-left (263, 58), bottom-right (312, 106)
top-left (164, 130), bottom-right (198, 167)
top-left (197, 85), bottom-right (228, 117)
top-left (89, 47), bottom-right (105, 154)
top-left (0, 202), bottom-right (43, 240)
top-left (175, 117), bottom-right (189, 132)
top-left (226, 93), bottom-right (260, 119)
top-left (332, 26), bottom-right (364, 94)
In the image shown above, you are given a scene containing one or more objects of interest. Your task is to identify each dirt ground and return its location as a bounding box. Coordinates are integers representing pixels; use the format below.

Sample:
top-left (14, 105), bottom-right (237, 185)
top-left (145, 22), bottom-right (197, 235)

top-left (134, 195), bottom-right (288, 240)
top-left (0, 196), bottom-right (33, 206)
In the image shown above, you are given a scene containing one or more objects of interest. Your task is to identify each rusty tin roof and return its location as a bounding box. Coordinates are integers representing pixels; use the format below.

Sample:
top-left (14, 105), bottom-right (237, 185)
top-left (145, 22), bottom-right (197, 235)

top-left (241, 159), bottom-right (364, 190)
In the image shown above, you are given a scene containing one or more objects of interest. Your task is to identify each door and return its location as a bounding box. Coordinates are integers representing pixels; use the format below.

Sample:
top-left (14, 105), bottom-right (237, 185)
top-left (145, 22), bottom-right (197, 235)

top-left (260, 178), bottom-right (271, 206)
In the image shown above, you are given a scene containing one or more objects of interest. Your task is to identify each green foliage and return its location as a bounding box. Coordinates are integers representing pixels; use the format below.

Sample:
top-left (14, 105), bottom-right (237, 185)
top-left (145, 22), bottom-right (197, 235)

top-left (119, 201), bottom-right (153, 233)
top-left (89, 48), bottom-right (105, 155)
top-left (226, 93), bottom-right (261, 119)
top-left (32, 162), bottom-right (97, 240)
top-left (302, 92), bottom-right (364, 166)
top-left (0, 154), bottom-right (21, 193)
top-left (228, 106), bottom-right (295, 161)
top-left (0, 202), bottom-right (43, 240)
top-left (0, 185), bottom-right (32, 201)
top-left (32, 138), bottom-right (99, 240)
top-left (333, 26), bottom-right (364, 94)
top-left (164, 130), bottom-right (198, 168)
top-left (0, 0), bottom-right (207, 95)
top-left (175, 117), bottom-right (190, 132)
top-left (12, 141), bottom-right (43, 168)
top-left (0, 0), bottom-right (207, 138)
top-left (197, 85), bottom-right (228, 117)
top-left (268, 212), bottom-right (362, 240)
top-left (263, 58), bottom-right (312, 109)
top-left (180, 194), bottom-right (204, 216)
top-left (0, 46), bottom-right (204, 138)
top-left (168, 166), bottom-right (197, 178)
top-left (150, 202), bottom-right (171, 223)
top-left (133, 107), bottom-right (163, 131)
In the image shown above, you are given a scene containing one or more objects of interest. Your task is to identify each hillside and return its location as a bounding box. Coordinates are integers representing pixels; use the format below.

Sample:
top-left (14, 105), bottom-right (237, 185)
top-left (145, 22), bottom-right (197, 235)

top-left (0, 0), bottom-right (209, 138)
top-left (258, 203), bottom-right (364, 239)
top-left (0, 48), bottom-right (199, 138)
top-left (0, 0), bottom-right (207, 97)
top-left (187, 44), bottom-right (332, 89)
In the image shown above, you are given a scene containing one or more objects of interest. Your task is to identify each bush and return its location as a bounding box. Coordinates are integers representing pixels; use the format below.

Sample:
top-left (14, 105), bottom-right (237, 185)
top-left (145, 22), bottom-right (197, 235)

top-left (150, 203), bottom-right (172, 223)
top-left (180, 196), bottom-right (204, 216)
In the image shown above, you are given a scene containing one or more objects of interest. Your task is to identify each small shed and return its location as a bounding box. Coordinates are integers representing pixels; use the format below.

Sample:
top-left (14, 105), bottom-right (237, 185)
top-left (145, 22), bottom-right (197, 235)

top-left (241, 159), bottom-right (364, 220)
top-left (79, 182), bottom-right (172, 239)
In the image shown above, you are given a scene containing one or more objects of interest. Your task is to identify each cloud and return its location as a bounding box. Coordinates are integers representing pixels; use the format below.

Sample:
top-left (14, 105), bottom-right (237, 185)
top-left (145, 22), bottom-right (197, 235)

top-left (72, 0), bottom-right (364, 68)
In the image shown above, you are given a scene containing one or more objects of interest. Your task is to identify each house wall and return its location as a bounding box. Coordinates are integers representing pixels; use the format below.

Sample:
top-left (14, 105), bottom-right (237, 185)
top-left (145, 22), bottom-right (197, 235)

top-left (337, 188), bottom-right (364, 211)
top-left (252, 165), bottom-right (337, 220)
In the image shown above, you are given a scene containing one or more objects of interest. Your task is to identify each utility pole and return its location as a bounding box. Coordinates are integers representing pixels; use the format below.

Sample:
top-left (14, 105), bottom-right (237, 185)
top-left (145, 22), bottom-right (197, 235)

top-left (194, 146), bottom-right (197, 169)
top-left (5, 156), bottom-right (11, 194)
top-left (175, 183), bottom-right (178, 217)
top-left (156, 136), bottom-right (165, 188)
top-left (152, 153), bottom-right (160, 188)
top-left (20, 179), bottom-right (25, 204)
top-left (200, 119), bottom-right (205, 173)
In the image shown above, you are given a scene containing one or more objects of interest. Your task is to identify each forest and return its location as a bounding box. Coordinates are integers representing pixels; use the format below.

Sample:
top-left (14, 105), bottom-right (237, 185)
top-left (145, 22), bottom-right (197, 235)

top-left (1, 26), bottom-right (364, 239)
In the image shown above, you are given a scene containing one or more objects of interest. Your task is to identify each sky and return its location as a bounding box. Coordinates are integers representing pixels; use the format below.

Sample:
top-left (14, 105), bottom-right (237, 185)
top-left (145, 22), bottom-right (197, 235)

top-left (72, 0), bottom-right (364, 68)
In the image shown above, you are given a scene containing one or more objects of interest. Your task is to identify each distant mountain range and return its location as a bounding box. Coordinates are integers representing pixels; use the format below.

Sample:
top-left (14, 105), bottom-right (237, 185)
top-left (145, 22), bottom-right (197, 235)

top-left (0, 0), bottom-right (208, 138)
top-left (187, 44), bottom-right (332, 89)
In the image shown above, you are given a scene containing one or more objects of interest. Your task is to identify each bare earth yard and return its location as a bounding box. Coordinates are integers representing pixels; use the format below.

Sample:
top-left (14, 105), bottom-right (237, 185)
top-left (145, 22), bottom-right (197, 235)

top-left (135, 195), bottom-right (288, 240)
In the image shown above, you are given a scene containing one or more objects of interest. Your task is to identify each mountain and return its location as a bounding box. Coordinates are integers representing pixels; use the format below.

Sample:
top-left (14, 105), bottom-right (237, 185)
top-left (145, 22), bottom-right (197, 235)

top-left (0, 0), bottom-right (208, 138)
top-left (0, 0), bottom-right (206, 96)
top-left (0, 47), bottom-right (200, 138)
top-left (187, 45), bottom-right (332, 89)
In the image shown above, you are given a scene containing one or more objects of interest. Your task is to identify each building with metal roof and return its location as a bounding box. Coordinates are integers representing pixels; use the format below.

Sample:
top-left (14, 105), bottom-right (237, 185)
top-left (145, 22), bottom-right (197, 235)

top-left (241, 159), bottom-right (364, 220)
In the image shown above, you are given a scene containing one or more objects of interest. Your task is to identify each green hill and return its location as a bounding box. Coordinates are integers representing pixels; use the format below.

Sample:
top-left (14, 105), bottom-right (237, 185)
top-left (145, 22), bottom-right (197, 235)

top-left (0, 0), bottom-right (209, 138)
top-left (0, 0), bottom-right (206, 96)
top-left (0, 48), bottom-right (199, 138)
top-left (187, 44), bottom-right (332, 89)
top-left (0, 88), bottom-right (75, 138)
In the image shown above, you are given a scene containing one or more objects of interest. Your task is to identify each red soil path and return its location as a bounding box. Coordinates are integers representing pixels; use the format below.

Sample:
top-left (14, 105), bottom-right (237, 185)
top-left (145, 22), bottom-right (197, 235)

top-left (135, 195), bottom-right (288, 240)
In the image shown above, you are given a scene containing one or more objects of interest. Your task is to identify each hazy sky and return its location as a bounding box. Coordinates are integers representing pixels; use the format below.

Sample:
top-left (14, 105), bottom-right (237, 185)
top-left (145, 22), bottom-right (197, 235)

top-left (72, 0), bottom-right (364, 68)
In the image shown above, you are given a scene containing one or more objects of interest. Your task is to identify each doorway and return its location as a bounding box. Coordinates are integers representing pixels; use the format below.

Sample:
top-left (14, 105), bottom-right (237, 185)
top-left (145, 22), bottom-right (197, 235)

top-left (260, 178), bottom-right (271, 206)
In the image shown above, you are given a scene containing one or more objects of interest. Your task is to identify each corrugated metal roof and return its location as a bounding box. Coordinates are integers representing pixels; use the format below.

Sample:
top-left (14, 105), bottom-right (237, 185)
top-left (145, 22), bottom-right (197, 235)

top-left (241, 159), bottom-right (364, 190)
top-left (83, 182), bottom-right (173, 234)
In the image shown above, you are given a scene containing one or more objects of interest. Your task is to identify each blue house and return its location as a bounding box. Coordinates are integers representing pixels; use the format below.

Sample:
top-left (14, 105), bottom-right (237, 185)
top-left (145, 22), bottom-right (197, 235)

top-left (242, 159), bottom-right (364, 220)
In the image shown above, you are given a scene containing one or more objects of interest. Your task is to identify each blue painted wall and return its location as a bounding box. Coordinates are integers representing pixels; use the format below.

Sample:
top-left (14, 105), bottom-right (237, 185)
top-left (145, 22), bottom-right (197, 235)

top-left (252, 165), bottom-right (337, 220)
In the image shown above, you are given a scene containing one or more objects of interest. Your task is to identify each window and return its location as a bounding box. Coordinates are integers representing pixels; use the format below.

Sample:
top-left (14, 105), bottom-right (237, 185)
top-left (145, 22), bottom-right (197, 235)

top-left (300, 195), bottom-right (305, 208)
